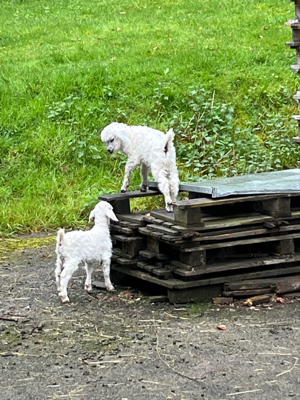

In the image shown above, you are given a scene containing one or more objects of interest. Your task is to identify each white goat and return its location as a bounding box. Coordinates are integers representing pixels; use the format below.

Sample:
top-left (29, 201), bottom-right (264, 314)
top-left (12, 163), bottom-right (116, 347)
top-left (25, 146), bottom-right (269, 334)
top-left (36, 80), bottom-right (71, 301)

top-left (100, 122), bottom-right (179, 212)
top-left (55, 201), bottom-right (118, 303)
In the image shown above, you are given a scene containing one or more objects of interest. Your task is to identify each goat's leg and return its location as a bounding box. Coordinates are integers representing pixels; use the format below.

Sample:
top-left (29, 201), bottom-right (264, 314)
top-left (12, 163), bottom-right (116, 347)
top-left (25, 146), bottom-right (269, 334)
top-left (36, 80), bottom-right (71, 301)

top-left (58, 260), bottom-right (79, 303)
top-left (102, 259), bottom-right (115, 292)
top-left (140, 163), bottom-right (148, 192)
top-left (152, 169), bottom-right (174, 212)
top-left (54, 253), bottom-right (63, 291)
top-left (84, 262), bottom-right (94, 291)
top-left (121, 158), bottom-right (138, 192)
top-left (169, 166), bottom-right (180, 204)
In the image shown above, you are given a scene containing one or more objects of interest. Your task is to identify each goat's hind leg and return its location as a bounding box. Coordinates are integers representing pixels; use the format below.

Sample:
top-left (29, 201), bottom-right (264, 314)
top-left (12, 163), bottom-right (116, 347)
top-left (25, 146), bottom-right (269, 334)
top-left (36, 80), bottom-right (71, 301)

top-left (84, 262), bottom-right (94, 292)
top-left (59, 260), bottom-right (79, 303)
top-left (102, 259), bottom-right (115, 292)
top-left (140, 163), bottom-right (148, 192)
top-left (55, 253), bottom-right (63, 292)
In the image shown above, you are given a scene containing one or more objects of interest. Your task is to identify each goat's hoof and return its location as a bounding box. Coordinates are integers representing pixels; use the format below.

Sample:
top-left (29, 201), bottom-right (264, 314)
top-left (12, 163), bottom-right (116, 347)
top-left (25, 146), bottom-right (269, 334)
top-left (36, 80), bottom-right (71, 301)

top-left (106, 285), bottom-right (115, 292)
top-left (166, 203), bottom-right (174, 213)
top-left (85, 284), bottom-right (92, 292)
top-left (140, 184), bottom-right (148, 192)
top-left (60, 296), bottom-right (70, 303)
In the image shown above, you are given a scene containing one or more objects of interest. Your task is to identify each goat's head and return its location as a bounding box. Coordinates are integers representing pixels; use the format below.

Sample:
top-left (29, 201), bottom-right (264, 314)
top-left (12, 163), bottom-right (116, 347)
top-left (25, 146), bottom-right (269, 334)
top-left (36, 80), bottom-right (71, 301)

top-left (100, 122), bottom-right (129, 154)
top-left (89, 201), bottom-right (118, 223)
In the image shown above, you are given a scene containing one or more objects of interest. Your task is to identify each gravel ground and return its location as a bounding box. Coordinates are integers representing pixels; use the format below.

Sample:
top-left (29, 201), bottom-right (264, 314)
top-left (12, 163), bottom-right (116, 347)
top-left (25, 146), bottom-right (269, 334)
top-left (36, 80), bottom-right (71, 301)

top-left (1, 237), bottom-right (300, 400)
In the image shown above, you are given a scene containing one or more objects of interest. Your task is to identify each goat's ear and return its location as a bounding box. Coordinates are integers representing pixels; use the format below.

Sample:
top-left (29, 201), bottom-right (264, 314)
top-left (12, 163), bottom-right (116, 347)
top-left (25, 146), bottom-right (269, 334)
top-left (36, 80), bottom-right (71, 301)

top-left (106, 208), bottom-right (118, 222)
top-left (115, 130), bottom-right (130, 143)
top-left (89, 209), bottom-right (95, 222)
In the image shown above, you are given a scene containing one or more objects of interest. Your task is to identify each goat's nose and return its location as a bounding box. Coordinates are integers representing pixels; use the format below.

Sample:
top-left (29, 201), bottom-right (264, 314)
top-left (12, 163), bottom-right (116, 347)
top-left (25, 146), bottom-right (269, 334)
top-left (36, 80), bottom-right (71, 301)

top-left (108, 149), bottom-right (113, 154)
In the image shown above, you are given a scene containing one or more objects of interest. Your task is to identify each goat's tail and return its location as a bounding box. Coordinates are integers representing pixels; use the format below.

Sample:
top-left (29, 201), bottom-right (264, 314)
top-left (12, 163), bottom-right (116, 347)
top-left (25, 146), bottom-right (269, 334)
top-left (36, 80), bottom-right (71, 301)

top-left (164, 128), bottom-right (175, 155)
top-left (56, 228), bottom-right (65, 252)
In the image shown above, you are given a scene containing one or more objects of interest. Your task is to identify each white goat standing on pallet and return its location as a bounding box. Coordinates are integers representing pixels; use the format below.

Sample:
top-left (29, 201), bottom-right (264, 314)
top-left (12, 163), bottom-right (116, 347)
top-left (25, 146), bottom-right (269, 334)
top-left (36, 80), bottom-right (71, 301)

top-left (55, 201), bottom-right (118, 303)
top-left (100, 122), bottom-right (179, 212)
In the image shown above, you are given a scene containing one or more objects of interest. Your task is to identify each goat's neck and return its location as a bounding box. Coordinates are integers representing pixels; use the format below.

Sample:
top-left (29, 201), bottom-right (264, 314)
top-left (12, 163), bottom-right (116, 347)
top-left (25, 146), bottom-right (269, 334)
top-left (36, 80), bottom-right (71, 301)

top-left (92, 217), bottom-right (110, 232)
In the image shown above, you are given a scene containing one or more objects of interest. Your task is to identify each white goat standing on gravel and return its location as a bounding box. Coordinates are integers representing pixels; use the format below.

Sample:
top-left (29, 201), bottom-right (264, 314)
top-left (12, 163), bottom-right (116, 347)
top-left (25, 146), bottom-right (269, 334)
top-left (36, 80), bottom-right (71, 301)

top-left (101, 122), bottom-right (179, 212)
top-left (55, 201), bottom-right (118, 303)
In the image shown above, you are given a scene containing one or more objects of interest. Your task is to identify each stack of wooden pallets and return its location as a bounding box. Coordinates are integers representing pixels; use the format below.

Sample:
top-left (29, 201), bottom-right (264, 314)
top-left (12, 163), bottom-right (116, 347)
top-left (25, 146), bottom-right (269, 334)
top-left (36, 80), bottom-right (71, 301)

top-left (99, 169), bottom-right (300, 303)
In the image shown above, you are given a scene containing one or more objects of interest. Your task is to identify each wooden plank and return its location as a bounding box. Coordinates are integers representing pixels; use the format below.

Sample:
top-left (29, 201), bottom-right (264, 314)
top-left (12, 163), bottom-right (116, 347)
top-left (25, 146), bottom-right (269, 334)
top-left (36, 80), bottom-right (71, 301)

top-left (174, 206), bottom-right (202, 227)
top-left (116, 258), bottom-right (138, 268)
top-left (116, 213), bottom-right (147, 225)
top-left (113, 248), bottom-right (137, 260)
top-left (173, 254), bottom-right (300, 278)
top-left (243, 294), bottom-right (273, 305)
top-left (274, 277), bottom-right (300, 294)
top-left (152, 268), bottom-right (174, 280)
top-left (174, 194), bottom-right (294, 210)
top-left (139, 250), bottom-right (156, 259)
top-left (170, 260), bottom-right (198, 271)
top-left (114, 235), bottom-right (144, 243)
top-left (111, 262), bottom-right (300, 290)
top-left (147, 236), bottom-right (160, 253)
top-left (174, 223), bottom-right (300, 245)
top-left (99, 189), bottom-right (161, 201)
top-left (111, 225), bottom-right (135, 236)
top-left (146, 224), bottom-right (180, 236)
top-left (180, 232), bottom-right (300, 252)
top-left (178, 169), bottom-right (300, 198)
top-left (223, 288), bottom-right (273, 298)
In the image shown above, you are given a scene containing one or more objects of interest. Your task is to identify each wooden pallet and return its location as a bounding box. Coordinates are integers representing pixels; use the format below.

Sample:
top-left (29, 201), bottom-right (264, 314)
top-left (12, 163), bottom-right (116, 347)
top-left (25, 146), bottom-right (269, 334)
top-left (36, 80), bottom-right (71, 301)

top-left (101, 173), bottom-right (300, 302)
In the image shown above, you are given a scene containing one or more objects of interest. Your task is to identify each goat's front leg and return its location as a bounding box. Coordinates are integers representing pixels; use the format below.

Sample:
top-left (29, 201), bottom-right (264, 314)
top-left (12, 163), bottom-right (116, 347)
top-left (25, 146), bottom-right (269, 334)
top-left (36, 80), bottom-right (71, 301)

top-left (84, 262), bottom-right (93, 291)
top-left (121, 158), bottom-right (138, 193)
top-left (140, 163), bottom-right (148, 192)
top-left (102, 259), bottom-right (115, 292)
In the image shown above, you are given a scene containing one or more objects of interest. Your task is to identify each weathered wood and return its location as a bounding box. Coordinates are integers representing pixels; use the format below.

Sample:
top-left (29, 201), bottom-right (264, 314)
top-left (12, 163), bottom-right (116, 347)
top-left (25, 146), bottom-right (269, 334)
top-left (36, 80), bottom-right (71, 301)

top-left (243, 294), bottom-right (273, 306)
top-left (174, 255), bottom-right (300, 278)
top-left (152, 268), bottom-right (173, 280)
top-left (146, 224), bottom-right (180, 236)
top-left (116, 213), bottom-right (147, 225)
top-left (111, 262), bottom-right (300, 290)
top-left (262, 197), bottom-right (291, 218)
top-left (174, 206), bottom-right (203, 227)
top-left (269, 239), bottom-right (295, 256)
top-left (223, 288), bottom-right (273, 298)
top-left (139, 250), bottom-right (156, 259)
top-left (174, 223), bottom-right (300, 245)
top-left (273, 277), bottom-right (300, 294)
top-left (116, 258), bottom-right (138, 268)
top-left (113, 248), bottom-right (137, 260)
top-left (180, 250), bottom-right (206, 268)
top-left (99, 189), bottom-right (161, 202)
top-left (180, 232), bottom-right (300, 252)
top-left (168, 285), bottom-right (223, 303)
top-left (170, 259), bottom-right (197, 271)
top-left (175, 193), bottom-right (293, 210)
top-left (147, 236), bottom-right (160, 253)
top-left (137, 261), bottom-right (148, 269)
top-left (111, 225), bottom-right (135, 236)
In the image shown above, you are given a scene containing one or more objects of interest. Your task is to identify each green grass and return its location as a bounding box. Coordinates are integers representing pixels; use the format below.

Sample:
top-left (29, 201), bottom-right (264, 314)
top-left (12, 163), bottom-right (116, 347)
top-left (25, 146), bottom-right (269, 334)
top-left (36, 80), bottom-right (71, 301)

top-left (0, 0), bottom-right (299, 235)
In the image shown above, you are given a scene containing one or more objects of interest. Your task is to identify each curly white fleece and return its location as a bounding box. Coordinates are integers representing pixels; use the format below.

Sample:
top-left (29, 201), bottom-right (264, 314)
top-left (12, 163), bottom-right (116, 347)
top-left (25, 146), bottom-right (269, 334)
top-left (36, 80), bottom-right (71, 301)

top-left (55, 201), bottom-right (118, 303)
top-left (100, 122), bottom-right (179, 212)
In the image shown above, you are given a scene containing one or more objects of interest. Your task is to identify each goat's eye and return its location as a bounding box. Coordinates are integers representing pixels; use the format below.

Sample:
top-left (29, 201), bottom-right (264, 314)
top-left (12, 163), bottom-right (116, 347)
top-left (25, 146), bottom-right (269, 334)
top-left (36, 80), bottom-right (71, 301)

top-left (110, 138), bottom-right (114, 143)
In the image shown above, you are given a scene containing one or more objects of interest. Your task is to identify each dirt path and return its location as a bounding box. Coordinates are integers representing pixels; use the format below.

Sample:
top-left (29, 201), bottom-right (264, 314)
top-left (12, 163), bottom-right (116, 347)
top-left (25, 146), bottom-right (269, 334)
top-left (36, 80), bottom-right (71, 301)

top-left (1, 236), bottom-right (300, 400)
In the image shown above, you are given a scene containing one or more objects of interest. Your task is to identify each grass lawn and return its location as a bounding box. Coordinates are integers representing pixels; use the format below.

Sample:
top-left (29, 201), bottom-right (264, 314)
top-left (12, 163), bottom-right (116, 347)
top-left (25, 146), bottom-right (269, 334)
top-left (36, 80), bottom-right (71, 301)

top-left (0, 0), bottom-right (299, 235)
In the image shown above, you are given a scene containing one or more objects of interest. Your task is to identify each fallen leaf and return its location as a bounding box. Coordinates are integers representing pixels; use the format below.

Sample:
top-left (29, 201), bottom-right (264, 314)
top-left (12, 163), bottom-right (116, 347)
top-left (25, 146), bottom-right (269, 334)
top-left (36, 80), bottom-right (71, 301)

top-left (217, 325), bottom-right (226, 331)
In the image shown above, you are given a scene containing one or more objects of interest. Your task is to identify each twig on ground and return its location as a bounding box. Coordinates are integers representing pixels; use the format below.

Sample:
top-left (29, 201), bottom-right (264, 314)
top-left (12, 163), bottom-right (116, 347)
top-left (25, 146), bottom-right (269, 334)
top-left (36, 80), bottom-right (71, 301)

top-left (276, 357), bottom-right (298, 377)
